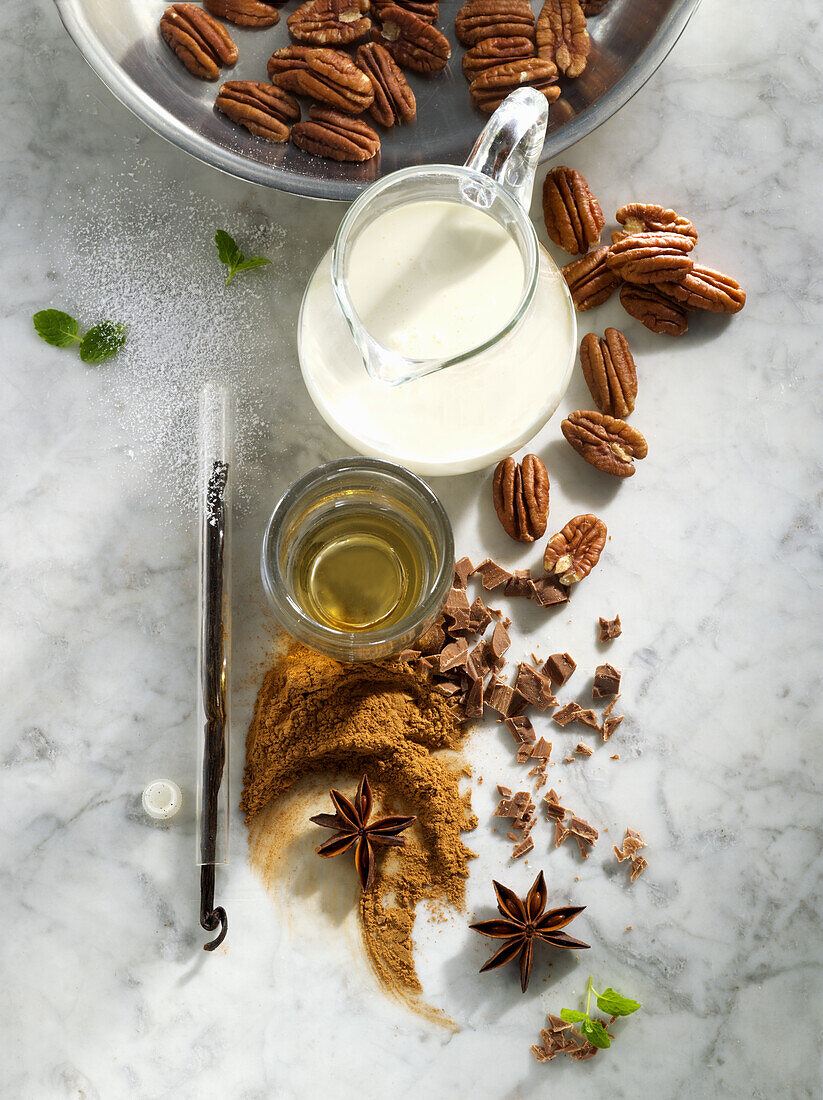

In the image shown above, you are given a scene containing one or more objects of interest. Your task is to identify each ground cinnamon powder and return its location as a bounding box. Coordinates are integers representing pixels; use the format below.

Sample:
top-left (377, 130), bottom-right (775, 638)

top-left (241, 644), bottom-right (476, 1016)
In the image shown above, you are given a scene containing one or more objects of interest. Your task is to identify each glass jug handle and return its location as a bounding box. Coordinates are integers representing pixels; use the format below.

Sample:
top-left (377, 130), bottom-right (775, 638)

top-left (463, 87), bottom-right (549, 212)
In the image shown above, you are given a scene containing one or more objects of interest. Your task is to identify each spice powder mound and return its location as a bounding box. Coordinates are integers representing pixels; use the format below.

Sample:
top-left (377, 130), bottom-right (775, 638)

top-left (241, 644), bottom-right (477, 1017)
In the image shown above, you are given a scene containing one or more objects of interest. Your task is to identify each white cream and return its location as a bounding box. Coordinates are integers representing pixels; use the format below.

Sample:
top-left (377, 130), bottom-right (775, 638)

top-left (345, 201), bottom-right (526, 361)
top-left (299, 199), bottom-right (577, 475)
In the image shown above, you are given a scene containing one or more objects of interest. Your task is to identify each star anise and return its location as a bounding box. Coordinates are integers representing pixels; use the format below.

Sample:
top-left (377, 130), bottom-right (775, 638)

top-left (470, 871), bottom-right (589, 991)
top-left (310, 774), bottom-right (416, 891)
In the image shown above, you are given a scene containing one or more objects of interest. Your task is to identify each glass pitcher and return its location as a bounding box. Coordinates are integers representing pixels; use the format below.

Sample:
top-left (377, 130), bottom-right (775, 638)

top-left (297, 89), bottom-right (577, 477)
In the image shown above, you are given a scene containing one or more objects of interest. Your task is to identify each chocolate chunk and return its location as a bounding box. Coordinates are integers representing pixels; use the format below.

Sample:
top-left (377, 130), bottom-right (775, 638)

top-left (610, 753), bottom-right (620, 759)
top-left (543, 788), bottom-right (567, 820)
top-left (489, 620), bottom-right (511, 662)
top-left (574, 742), bottom-right (593, 757)
top-left (439, 637), bottom-right (470, 671)
top-left (444, 586), bottom-right (472, 632)
top-left (555, 820), bottom-right (571, 847)
top-left (434, 680), bottom-right (461, 696)
top-left (593, 663), bottom-right (621, 698)
top-left (569, 816), bottom-right (598, 844)
top-left (468, 596), bottom-right (493, 635)
top-left (517, 743), bottom-right (533, 763)
top-left (497, 784), bottom-right (512, 797)
top-left (514, 662), bottom-right (558, 710)
top-left (598, 614), bottom-right (622, 641)
top-left (471, 558), bottom-right (512, 590)
top-left (528, 575), bottom-right (570, 607)
top-left (602, 715), bottom-right (623, 741)
top-left (531, 736), bottom-right (552, 758)
top-left (486, 676), bottom-right (524, 718)
top-left (575, 708), bottom-right (600, 730)
top-left (469, 640), bottom-right (494, 676)
top-left (552, 702), bottom-right (582, 727)
top-left (417, 618), bottom-right (446, 656)
top-left (629, 855), bottom-right (648, 882)
top-left (504, 568), bottom-right (532, 597)
top-left (512, 835), bottom-right (534, 859)
top-left (398, 648), bottom-right (421, 663)
top-left (543, 652), bottom-right (577, 686)
top-left (464, 676), bottom-right (484, 718)
top-left (453, 556), bottom-right (474, 588)
top-left (602, 695), bottom-right (620, 717)
top-left (505, 715), bottom-right (536, 744)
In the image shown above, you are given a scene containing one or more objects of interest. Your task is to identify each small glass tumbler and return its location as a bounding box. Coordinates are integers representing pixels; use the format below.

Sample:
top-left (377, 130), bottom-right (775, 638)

top-left (261, 457), bottom-right (454, 662)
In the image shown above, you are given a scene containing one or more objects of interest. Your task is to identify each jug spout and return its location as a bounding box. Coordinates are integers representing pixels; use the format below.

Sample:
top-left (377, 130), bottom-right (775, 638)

top-left (463, 87), bottom-right (549, 213)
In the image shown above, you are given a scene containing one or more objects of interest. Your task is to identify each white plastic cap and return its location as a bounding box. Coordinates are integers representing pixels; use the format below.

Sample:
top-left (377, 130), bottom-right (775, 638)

top-left (142, 779), bottom-right (183, 820)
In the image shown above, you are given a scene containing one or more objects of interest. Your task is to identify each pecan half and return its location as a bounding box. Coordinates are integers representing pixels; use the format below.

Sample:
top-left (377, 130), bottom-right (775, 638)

top-left (291, 104), bottom-right (381, 160)
top-left (542, 166), bottom-right (604, 255)
top-left (562, 246), bottom-right (622, 311)
top-left (613, 202), bottom-right (697, 244)
top-left (216, 81), bottom-right (300, 141)
top-left (561, 410), bottom-right (648, 477)
top-left (373, 7), bottom-right (451, 71)
top-left (463, 36), bottom-right (535, 79)
top-left (160, 4), bottom-right (238, 80)
top-left (579, 328), bottom-right (637, 417)
top-left (356, 42), bottom-right (416, 126)
top-left (655, 265), bottom-right (746, 314)
top-left (455, 0), bottom-right (536, 47)
top-left (470, 58), bottom-right (560, 113)
top-left (288, 0), bottom-right (371, 46)
top-left (619, 283), bottom-right (689, 336)
top-left (493, 454), bottom-right (550, 543)
top-left (536, 0), bottom-right (589, 78)
top-left (204, 0), bottom-right (279, 28)
top-left (543, 514), bottom-right (606, 583)
top-left (372, 0), bottom-right (439, 23)
top-left (607, 232), bottom-right (695, 285)
top-left (268, 46), bottom-right (375, 113)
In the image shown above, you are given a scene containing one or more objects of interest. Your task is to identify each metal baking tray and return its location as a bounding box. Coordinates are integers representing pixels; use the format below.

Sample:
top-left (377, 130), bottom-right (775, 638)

top-left (54, 0), bottom-right (699, 200)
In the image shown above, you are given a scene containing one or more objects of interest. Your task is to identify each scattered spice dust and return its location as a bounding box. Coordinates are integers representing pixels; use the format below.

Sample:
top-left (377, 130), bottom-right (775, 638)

top-left (242, 644), bottom-right (477, 1023)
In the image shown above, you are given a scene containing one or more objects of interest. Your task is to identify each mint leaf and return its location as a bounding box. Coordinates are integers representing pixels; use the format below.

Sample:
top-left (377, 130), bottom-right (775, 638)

top-left (215, 230), bottom-right (270, 285)
top-left (215, 230), bottom-right (241, 269)
top-left (80, 321), bottom-right (126, 363)
top-left (33, 309), bottom-right (81, 347)
top-left (596, 988), bottom-right (641, 1017)
top-left (581, 1019), bottom-right (611, 1049)
top-left (235, 256), bottom-right (271, 274)
top-left (559, 1009), bottom-right (588, 1023)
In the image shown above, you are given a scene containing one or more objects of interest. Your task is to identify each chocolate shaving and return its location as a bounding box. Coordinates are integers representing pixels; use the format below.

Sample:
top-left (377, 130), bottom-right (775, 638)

top-left (471, 558), bottom-right (512, 590)
top-left (598, 614), bottom-right (622, 641)
top-left (574, 742), bottom-right (593, 757)
top-left (630, 855), bottom-right (648, 882)
top-left (593, 663), bottom-right (621, 698)
top-left (514, 662), bottom-right (558, 710)
top-left (543, 652), bottom-right (577, 685)
top-left (555, 820), bottom-right (571, 846)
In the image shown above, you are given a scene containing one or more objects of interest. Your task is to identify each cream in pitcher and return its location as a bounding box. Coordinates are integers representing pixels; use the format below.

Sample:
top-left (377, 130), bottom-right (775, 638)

top-left (298, 89), bottom-right (577, 476)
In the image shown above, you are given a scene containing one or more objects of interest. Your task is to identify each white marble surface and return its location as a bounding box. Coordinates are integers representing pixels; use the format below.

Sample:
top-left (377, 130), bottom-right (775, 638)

top-left (3, 1), bottom-right (823, 1097)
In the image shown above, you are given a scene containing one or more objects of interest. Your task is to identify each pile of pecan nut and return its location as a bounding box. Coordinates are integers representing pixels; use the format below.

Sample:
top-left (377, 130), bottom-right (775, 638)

top-left (455, 0), bottom-right (600, 115)
top-left (159, 0), bottom-right (449, 162)
top-left (158, 0), bottom-right (617, 162)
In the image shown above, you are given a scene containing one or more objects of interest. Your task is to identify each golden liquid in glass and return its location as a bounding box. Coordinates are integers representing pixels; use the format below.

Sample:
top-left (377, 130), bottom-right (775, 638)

top-left (292, 509), bottom-right (426, 632)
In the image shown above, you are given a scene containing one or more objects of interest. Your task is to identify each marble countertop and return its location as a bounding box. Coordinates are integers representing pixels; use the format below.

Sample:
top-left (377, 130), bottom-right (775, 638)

top-left (3, 0), bottom-right (822, 1097)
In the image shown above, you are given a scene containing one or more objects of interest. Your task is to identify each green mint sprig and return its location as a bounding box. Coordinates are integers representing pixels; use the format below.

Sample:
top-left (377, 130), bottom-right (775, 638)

top-left (32, 310), bottom-right (126, 363)
top-left (560, 975), bottom-right (641, 1050)
top-left (214, 230), bottom-right (271, 285)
